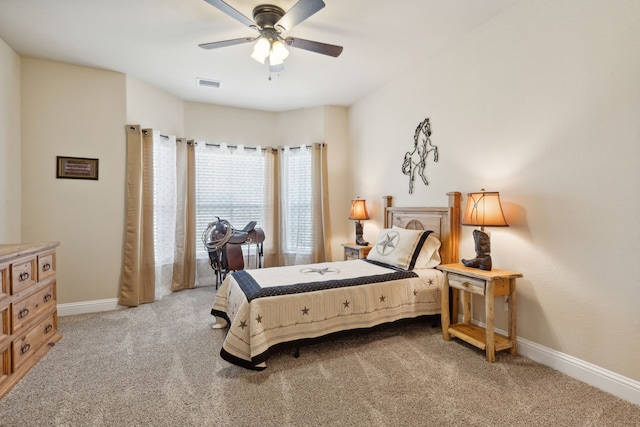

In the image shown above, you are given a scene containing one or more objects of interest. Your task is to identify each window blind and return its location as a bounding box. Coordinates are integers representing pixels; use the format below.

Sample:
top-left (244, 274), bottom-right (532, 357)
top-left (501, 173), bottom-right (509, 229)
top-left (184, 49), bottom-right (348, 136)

top-left (195, 145), bottom-right (266, 259)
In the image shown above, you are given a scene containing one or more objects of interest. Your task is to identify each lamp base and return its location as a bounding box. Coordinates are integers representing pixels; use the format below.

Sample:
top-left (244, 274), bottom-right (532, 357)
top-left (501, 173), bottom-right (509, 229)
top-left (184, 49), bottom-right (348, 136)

top-left (461, 229), bottom-right (492, 271)
top-left (354, 220), bottom-right (368, 246)
top-left (461, 255), bottom-right (492, 271)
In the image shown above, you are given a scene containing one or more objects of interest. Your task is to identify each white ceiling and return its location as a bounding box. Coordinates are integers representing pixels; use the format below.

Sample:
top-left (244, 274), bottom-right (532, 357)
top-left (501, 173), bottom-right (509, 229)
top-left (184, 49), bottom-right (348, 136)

top-left (0, 0), bottom-right (518, 112)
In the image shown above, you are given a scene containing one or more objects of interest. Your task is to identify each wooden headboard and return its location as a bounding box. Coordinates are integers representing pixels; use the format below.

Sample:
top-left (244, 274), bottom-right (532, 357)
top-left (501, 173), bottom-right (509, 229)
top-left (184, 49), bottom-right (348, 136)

top-left (383, 192), bottom-right (461, 264)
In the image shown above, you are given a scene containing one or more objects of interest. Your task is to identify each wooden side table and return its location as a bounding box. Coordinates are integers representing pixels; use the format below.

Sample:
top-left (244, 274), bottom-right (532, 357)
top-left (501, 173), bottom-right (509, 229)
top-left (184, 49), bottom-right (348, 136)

top-left (437, 263), bottom-right (523, 362)
top-left (341, 243), bottom-right (372, 260)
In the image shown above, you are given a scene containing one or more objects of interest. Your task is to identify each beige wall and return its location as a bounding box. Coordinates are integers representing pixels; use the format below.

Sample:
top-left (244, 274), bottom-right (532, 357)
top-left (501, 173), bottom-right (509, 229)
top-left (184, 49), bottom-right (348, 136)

top-left (322, 106), bottom-right (350, 260)
top-left (349, 0), bottom-right (640, 381)
top-left (0, 38), bottom-right (21, 242)
top-left (20, 58), bottom-right (127, 304)
top-left (126, 75), bottom-right (184, 137)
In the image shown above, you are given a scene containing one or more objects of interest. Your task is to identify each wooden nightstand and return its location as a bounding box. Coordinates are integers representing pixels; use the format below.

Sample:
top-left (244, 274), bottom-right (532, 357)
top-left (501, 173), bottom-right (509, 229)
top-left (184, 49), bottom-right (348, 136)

top-left (437, 263), bottom-right (523, 362)
top-left (341, 243), bottom-right (372, 260)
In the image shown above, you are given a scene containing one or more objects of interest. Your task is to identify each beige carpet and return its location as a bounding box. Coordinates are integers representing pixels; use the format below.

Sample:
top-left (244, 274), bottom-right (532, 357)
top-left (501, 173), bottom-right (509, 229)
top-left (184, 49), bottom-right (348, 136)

top-left (1, 286), bottom-right (638, 426)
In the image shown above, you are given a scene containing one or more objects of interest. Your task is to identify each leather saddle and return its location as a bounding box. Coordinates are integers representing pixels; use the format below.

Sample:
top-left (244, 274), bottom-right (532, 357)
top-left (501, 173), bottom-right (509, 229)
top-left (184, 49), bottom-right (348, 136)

top-left (205, 218), bottom-right (265, 284)
top-left (227, 221), bottom-right (265, 245)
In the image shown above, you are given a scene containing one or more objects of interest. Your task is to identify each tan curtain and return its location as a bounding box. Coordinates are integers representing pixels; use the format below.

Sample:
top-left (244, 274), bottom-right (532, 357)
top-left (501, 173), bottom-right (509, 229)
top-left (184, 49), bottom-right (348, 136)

top-left (171, 139), bottom-right (196, 291)
top-left (262, 147), bottom-right (279, 267)
top-left (120, 126), bottom-right (197, 306)
top-left (119, 125), bottom-right (155, 306)
top-left (310, 142), bottom-right (331, 262)
top-left (263, 143), bottom-right (330, 266)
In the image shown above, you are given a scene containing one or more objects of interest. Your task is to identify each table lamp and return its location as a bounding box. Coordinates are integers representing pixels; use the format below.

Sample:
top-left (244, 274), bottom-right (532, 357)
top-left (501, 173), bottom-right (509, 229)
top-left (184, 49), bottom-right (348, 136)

top-left (461, 190), bottom-right (508, 271)
top-left (349, 198), bottom-right (370, 246)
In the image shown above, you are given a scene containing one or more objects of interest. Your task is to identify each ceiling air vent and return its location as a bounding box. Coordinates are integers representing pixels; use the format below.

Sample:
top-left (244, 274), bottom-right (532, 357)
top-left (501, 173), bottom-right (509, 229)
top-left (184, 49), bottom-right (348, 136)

top-left (196, 78), bottom-right (222, 89)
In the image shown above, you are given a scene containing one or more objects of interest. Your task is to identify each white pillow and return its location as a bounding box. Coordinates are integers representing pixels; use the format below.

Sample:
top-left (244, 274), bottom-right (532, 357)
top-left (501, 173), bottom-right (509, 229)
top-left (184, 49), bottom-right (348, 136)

top-left (391, 225), bottom-right (441, 269)
top-left (367, 227), bottom-right (428, 270)
top-left (414, 233), bottom-right (442, 269)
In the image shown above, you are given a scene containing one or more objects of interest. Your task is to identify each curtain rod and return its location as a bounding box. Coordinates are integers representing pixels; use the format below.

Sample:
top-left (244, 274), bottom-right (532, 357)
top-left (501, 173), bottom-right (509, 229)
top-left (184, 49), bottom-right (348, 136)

top-left (142, 129), bottom-right (170, 140)
top-left (204, 143), bottom-right (324, 152)
top-left (139, 128), bottom-right (324, 150)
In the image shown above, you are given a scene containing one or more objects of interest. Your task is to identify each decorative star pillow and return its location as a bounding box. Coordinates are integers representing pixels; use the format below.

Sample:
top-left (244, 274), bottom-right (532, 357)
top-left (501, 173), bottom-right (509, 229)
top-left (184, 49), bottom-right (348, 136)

top-left (366, 227), bottom-right (430, 270)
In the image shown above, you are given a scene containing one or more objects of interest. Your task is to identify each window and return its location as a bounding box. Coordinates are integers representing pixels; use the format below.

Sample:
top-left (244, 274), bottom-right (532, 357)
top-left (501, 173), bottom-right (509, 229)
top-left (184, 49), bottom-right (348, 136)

top-left (195, 145), bottom-right (266, 259)
top-left (194, 144), bottom-right (314, 259)
top-left (281, 147), bottom-right (313, 253)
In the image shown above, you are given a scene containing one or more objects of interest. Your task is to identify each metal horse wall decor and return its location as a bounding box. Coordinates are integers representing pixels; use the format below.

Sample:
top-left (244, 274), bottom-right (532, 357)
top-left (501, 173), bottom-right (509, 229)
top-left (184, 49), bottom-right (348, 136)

top-left (402, 117), bottom-right (439, 194)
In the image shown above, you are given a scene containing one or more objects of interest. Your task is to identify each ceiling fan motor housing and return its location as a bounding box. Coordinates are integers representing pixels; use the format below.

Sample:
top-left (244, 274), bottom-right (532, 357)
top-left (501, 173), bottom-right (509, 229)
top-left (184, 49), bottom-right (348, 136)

top-left (252, 4), bottom-right (285, 30)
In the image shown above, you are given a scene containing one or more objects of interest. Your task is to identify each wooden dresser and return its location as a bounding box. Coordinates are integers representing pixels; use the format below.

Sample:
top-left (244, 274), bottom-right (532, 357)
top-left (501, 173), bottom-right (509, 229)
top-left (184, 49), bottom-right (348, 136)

top-left (0, 242), bottom-right (62, 399)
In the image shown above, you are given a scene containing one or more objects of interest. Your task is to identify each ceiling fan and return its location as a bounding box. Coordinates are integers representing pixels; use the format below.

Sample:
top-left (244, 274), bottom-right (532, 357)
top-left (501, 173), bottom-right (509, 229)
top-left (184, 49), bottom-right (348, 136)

top-left (199, 0), bottom-right (343, 73)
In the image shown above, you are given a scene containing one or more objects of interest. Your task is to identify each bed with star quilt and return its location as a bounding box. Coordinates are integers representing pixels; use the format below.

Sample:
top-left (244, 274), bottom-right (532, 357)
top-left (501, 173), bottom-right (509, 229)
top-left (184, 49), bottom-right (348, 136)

top-left (210, 194), bottom-right (463, 370)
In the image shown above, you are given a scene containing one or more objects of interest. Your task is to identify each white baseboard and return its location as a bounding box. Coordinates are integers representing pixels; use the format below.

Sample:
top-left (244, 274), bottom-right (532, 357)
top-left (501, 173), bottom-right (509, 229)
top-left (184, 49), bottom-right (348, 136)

top-left (464, 318), bottom-right (640, 406)
top-left (57, 298), bottom-right (121, 316)
top-left (517, 335), bottom-right (640, 406)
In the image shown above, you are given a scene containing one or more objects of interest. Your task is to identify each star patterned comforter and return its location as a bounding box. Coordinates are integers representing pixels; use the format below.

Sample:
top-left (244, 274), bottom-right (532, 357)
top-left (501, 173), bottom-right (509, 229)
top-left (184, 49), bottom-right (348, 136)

top-left (210, 259), bottom-right (443, 369)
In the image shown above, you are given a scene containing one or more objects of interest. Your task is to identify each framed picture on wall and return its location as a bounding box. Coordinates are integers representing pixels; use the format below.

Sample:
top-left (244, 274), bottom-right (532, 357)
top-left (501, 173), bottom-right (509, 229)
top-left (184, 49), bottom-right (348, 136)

top-left (56, 156), bottom-right (99, 180)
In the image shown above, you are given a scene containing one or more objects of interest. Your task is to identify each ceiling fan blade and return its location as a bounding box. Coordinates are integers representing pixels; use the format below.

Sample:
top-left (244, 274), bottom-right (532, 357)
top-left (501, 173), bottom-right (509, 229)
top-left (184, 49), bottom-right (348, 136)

top-left (203, 0), bottom-right (257, 29)
top-left (199, 37), bottom-right (256, 50)
top-left (276, 0), bottom-right (325, 32)
top-left (285, 37), bottom-right (343, 57)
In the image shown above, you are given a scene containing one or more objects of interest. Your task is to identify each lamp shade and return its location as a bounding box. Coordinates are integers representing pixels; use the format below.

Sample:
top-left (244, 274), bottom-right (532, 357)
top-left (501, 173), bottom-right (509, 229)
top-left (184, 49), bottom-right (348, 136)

top-left (269, 39), bottom-right (289, 65)
top-left (349, 199), bottom-right (370, 221)
top-left (250, 36), bottom-right (271, 64)
top-left (462, 191), bottom-right (508, 229)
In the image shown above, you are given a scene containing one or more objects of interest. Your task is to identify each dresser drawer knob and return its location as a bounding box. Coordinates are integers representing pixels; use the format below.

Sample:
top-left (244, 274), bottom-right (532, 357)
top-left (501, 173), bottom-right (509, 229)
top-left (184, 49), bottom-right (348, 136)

top-left (20, 343), bottom-right (31, 355)
top-left (19, 272), bottom-right (30, 281)
top-left (42, 263), bottom-right (51, 272)
top-left (45, 324), bottom-right (53, 334)
top-left (18, 308), bottom-right (30, 319)
top-left (43, 293), bottom-right (52, 303)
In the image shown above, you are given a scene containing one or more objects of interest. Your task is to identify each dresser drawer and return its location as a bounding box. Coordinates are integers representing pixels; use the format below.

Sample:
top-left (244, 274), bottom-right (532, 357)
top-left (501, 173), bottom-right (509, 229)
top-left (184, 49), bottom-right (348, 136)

top-left (343, 245), bottom-right (372, 260)
top-left (37, 251), bottom-right (56, 282)
top-left (344, 247), bottom-right (360, 259)
top-left (10, 256), bottom-right (37, 294)
top-left (12, 312), bottom-right (57, 371)
top-left (0, 303), bottom-right (8, 346)
top-left (447, 273), bottom-right (486, 296)
top-left (0, 340), bottom-right (9, 389)
top-left (11, 281), bottom-right (56, 334)
top-left (0, 264), bottom-right (8, 302)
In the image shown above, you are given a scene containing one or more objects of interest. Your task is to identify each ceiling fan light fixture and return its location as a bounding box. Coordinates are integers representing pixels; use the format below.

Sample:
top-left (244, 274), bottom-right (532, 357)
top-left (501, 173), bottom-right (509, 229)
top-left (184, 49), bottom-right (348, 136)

top-left (270, 63), bottom-right (285, 73)
top-left (250, 36), bottom-right (271, 64)
top-left (269, 39), bottom-right (289, 65)
top-left (200, 0), bottom-right (344, 76)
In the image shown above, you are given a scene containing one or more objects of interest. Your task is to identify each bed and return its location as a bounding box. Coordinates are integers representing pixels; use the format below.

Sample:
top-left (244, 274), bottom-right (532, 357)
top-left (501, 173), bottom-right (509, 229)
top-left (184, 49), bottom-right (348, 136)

top-left (210, 192), bottom-right (461, 370)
